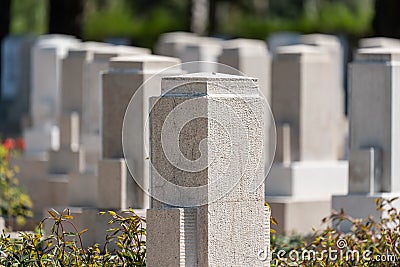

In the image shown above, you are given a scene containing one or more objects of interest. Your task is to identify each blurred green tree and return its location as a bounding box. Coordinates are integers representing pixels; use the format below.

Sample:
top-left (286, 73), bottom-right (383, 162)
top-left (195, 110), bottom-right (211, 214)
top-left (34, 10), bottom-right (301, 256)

top-left (10, 0), bottom-right (47, 34)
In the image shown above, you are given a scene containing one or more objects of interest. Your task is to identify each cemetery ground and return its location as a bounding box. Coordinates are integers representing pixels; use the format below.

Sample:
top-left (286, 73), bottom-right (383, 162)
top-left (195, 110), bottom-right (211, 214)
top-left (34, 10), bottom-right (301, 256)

top-left (0, 139), bottom-right (399, 266)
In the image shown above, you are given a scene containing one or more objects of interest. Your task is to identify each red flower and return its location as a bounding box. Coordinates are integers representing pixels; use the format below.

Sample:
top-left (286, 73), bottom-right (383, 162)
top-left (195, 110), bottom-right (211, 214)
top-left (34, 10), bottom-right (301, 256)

top-left (16, 137), bottom-right (25, 151)
top-left (3, 138), bottom-right (15, 150)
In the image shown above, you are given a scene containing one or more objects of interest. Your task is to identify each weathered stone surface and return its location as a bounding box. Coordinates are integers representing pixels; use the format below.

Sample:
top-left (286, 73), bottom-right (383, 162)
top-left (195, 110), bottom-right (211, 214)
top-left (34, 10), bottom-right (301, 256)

top-left (147, 73), bottom-right (269, 266)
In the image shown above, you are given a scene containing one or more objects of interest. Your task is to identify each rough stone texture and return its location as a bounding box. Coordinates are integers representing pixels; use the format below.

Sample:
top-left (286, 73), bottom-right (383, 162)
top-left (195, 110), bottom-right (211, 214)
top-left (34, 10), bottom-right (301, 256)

top-left (217, 39), bottom-right (273, 175)
top-left (147, 208), bottom-right (197, 267)
top-left (332, 48), bottom-right (400, 227)
top-left (147, 73), bottom-right (269, 266)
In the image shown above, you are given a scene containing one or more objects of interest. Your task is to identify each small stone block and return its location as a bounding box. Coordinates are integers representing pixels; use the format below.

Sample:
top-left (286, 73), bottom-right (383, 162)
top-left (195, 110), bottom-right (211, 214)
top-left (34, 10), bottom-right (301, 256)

top-left (349, 147), bottom-right (382, 194)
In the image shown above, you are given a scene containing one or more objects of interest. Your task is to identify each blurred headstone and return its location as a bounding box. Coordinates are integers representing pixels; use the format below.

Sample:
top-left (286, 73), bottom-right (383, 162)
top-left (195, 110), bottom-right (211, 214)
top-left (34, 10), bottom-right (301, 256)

top-left (333, 47), bottom-right (400, 231)
top-left (266, 44), bottom-right (348, 235)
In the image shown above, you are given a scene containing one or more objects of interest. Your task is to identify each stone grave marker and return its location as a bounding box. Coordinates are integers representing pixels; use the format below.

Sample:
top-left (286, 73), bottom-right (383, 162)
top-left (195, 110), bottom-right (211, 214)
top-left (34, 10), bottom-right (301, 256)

top-left (147, 73), bottom-right (270, 266)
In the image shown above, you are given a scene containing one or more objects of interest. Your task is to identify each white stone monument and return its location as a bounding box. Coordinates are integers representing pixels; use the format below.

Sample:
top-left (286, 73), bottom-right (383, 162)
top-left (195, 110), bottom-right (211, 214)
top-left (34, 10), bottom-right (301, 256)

top-left (181, 37), bottom-right (222, 72)
top-left (42, 54), bottom-right (182, 247)
top-left (266, 44), bottom-right (348, 235)
top-left (99, 54), bottom-right (182, 210)
top-left (147, 73), bottom-right (270, 266)
top-left (24, 34), bottom-right (80, 157)
top-left (155, 32), bottom-right (223, 72)
top-left (81, 46), bottom-right (150, 173)
top-left (267, 32), bottom-right (300, 58)
top-left (332, 48), bottom-right (400, 231)
top-left (155, 31), bottom-right (199, 58)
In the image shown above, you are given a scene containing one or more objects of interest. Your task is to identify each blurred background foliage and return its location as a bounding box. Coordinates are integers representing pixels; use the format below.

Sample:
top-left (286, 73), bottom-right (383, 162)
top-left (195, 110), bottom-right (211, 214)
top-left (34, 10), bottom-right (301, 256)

top-left (6, 0), bottom-right (376, 48)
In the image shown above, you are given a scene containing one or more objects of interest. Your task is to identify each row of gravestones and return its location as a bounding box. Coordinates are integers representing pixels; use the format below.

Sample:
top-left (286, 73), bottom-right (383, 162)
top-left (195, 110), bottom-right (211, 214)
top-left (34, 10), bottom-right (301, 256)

top-left (1, 32), bottom-right (400, 266)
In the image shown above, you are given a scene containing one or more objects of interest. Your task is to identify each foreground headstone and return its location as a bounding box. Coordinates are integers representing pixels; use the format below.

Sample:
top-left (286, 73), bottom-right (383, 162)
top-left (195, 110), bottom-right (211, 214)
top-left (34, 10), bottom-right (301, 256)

top-left (147, 73), bottom-right (270, 266)
top-left (266, 45), bottom-right (348, 235)
top-left (333, 48), bottom-right (400, 231)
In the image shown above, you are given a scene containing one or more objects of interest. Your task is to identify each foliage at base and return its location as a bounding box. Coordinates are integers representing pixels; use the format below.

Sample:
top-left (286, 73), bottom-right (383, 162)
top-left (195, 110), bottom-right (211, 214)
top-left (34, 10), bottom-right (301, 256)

top-left (0, 138), bottom-right (32, 226)
top-left (271, 198), bottom-right (400, 266)
top-left (0, 208), bottom-right (146, 266)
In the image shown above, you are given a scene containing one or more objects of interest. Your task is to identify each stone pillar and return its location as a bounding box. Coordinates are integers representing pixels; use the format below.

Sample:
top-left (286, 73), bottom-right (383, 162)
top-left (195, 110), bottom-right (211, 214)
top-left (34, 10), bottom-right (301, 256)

top-left (147, 73), bottom-right (270, 266)
top-left (333, 48), bottom-right (400, 231)
top-left (81, 47), bottom-right (150, 173)
top-left (300, 34), bottom-right (345, 103)
top-left (155, 32), bottom-right (199, 58)
top-left (98, 54), bottom-right (182, 211)
top-left (266, 44), bottom-right (348, 235)
top-left (218, 38), bottom-right (271, 101)
top-left (24, 34), bottom-right (80, 157)
top-left (267, 32), bottom-right (300, 58)
top-left (181, 37), bottom-right (222, 72)
top-left (155, 33), bottom-right (222, 73)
